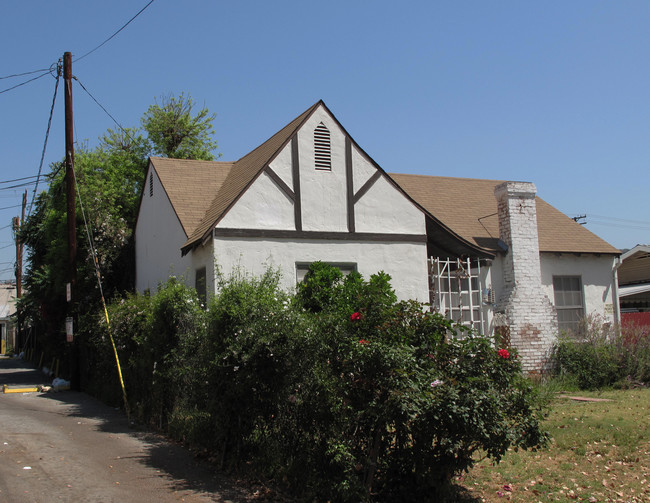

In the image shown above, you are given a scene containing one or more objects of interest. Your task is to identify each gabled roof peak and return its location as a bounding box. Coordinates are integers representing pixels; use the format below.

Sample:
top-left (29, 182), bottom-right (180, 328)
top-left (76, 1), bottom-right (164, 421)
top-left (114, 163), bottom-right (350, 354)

top-left (180, 101), bottom-right (328, 253)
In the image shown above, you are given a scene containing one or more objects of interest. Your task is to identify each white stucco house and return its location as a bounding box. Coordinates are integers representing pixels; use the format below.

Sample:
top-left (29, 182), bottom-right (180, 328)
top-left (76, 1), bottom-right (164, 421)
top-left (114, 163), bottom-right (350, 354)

top-left (135, 101), bottom-right (620, 371)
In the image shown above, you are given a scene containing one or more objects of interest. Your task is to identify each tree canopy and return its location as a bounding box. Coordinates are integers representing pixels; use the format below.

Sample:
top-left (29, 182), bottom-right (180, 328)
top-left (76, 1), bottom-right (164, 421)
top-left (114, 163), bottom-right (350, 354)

top-left (18, 93), bottom-right (219, 360)
top-left (141, 93), bottom-right (219, 160)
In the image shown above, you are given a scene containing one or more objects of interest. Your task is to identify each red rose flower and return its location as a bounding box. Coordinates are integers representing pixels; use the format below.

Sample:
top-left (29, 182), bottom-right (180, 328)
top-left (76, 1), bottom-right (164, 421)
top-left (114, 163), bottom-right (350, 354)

top-left (350, 312), bottom-right (362, 321)
top-left (359, 339), bottom-right (369, 345)
top-left (498, 349), bottom-right (510, 359)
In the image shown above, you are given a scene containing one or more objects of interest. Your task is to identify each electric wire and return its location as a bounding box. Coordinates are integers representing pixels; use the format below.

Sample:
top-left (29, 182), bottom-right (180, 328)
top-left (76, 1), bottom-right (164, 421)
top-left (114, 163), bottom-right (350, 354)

top-left (0, 204), bottom-right (22, 211)
top-left (74, 0), bottom-right (157, 63)
top-left (0, 181), bottom-right (38, 191)
top-left (588, 214), bottom-right (650, 225)
top-left (27, 61), bottom-right (61, 217)
top-left (0, 175), bottom-right (39, 184)
top-left (72, 167), bottom-right (130, 418)
top-left (587, 221), bottom-right (650, 231)
top-left (0, 68), bottom-right (51, 80)
top-left (75, 77), bottom-right (139, 145)
top-left (0, 70), bottom-right (50, 95)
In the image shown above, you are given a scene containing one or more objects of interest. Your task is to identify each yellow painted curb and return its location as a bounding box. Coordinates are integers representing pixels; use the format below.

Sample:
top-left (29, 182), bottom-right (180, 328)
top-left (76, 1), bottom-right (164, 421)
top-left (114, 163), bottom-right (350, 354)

top-left (2, 385), bottom-right (41, 394)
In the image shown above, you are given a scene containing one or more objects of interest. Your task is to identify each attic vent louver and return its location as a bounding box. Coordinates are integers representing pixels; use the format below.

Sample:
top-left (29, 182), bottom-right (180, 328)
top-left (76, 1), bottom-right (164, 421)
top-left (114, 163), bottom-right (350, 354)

top-left (149, 172), bottom-right (154, 197)
top-left (314, 122), bottom-right (332, 171)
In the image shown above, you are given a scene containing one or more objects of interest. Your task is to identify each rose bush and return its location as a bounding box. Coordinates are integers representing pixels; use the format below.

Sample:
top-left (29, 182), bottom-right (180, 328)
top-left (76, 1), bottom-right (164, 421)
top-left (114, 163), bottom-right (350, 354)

top-left (95, 263), bottom-right (548, 502)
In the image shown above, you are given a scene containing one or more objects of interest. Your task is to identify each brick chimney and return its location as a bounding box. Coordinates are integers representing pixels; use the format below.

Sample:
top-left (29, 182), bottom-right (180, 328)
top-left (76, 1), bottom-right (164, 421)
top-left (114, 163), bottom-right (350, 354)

top-left (493, 182), bottom-right (557, 373)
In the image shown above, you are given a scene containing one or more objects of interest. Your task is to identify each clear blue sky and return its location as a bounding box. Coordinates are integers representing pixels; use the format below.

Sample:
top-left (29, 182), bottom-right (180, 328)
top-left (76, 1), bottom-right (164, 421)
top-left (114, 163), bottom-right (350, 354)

top-left (2, 1), bottom-right (649, 282)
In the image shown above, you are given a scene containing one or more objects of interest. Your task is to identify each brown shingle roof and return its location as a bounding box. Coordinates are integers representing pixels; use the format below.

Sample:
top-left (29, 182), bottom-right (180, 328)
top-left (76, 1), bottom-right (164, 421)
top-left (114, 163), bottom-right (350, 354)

top-left (151, 102), bottom-right (618, 258)
top-left (150, 157), bottom-right (233, 238)
top-left (390, 173), bottom-right (619, 255)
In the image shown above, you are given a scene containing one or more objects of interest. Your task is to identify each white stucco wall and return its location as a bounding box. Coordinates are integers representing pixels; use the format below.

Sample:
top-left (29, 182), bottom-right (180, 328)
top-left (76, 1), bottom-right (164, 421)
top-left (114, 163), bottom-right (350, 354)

top-left (268, 142), bottom-right (293, 188)
top-left (297, 108), bottom-right (348, 232)
top-left (351, 146), bottom-right (376, 190)
top-left (486, 253), bottom-right (618, 329)
top-left (354, 174), bottom-right (425, 234)
top-left (218, 171), bottom-right (295, 230)
top-left (212, 237), bottom-right (430, 302)
top-left (135, 166), bottom-right (192, 292)
top-left (540, 253), bottom-right (617, 322)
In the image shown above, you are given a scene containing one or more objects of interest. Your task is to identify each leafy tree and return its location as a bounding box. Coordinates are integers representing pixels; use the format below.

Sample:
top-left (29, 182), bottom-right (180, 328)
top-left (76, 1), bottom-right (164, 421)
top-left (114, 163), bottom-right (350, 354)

top-left (19, 136), bottom-right (149, 358)
top-left (18, 93), bottom-right (219, 368)
top-left (141, 93), bottom-right (219, 160)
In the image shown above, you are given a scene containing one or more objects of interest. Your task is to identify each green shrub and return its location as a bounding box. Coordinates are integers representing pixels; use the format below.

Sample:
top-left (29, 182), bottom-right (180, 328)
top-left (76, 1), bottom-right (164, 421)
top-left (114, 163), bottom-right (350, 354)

top-left (94, 264), bottom-right (548, 502)
top-left (87, 278), bottom-right (205, 426)
top-left (551, 314), bottom-right (650, 389)
top-left (274, 263), bottom-right (548, 500)
top-left (553, 338), bottom-right (618, 390)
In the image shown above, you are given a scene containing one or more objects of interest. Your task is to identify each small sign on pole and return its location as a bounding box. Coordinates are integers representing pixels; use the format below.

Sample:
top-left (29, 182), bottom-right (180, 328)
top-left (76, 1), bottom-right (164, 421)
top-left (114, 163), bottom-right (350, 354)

top-left (66, 317), bottom-right (74, 342)
top-left (66, 283), bottom-right (71, 302)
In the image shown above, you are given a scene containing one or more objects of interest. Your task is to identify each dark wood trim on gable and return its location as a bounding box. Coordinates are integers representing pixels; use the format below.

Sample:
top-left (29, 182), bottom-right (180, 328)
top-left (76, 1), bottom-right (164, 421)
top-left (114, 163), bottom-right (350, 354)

top-left (264, 166), bottom-right (295, 202)
top-left (345, 137), bottom-right (355, 233)
top-left (353, 170), bottom-right (382, 204)
top-left (291, 136), bottom-right (302, 231)
top-left (213, 228), bottom-right (427, 243)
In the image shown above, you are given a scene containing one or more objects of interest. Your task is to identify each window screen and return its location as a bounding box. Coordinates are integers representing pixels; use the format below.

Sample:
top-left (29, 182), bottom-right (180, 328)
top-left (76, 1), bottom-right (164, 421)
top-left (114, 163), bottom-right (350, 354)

top-left (553, 276), bottom-right (584, 333)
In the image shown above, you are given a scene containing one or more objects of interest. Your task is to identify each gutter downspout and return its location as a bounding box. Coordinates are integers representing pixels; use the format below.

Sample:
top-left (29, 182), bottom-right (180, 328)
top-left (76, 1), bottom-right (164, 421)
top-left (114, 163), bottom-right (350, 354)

top-left (612, 256), bottom-right (622, 327)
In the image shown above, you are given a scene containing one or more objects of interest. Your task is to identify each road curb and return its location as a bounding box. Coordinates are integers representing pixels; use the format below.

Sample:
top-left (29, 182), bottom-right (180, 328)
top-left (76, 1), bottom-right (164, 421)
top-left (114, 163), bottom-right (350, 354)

top-left (3, 384), bottom-right (42, 394)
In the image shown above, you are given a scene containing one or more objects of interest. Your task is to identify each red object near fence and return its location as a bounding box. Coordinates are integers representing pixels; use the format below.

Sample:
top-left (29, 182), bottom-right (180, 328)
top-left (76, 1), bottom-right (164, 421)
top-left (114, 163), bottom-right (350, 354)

top-left (622, 312), bottom-right (650, 329)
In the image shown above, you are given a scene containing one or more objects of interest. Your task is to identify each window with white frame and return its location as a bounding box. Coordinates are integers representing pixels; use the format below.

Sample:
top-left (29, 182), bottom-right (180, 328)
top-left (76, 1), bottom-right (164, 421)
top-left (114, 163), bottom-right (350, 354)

top-left (553, 275), bottom-right (584, 333)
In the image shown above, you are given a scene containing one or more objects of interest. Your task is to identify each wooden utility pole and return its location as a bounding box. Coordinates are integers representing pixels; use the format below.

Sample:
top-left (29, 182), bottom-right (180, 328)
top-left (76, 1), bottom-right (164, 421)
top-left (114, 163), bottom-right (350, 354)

top-left (64, 52), bottom-right (76, 300)
top-left (63, 51), bottom-right (79, 389)
top-left (12, 191), bottom-right (26, 351)
top-left (13, 217), bottom-right (21, 296)
top-left (14, 191), bottom-right (26, 298)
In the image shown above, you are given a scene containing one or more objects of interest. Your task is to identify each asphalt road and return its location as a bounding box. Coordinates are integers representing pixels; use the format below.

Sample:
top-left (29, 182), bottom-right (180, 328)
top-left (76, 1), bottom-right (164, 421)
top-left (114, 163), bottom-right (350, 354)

top-left (0, 357), bottom-right (257, 503)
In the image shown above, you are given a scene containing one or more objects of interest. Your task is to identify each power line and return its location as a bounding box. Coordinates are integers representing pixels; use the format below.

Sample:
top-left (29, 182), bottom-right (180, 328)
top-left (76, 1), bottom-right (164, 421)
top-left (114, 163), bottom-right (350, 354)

top-left (27, 60), bottom-right (61, 216)
top-left (0, 70), bottom-right (51, 95)
top-left (0, 68), bottom-right (51, 80)
top-left (0, 204), bottom-right (22, 211)
top-left (0, 175), bottom-right (39, 184)
top-left (587, 220), bottom-right (650, 231)
top-left (0, 181), bottom-right (38, 191)
top-left (588, 214), bottom-right (650, 225)
top-left (74, 0), bottom-right (157, 63)
top-left (75, 77), bottom-right (138, 144)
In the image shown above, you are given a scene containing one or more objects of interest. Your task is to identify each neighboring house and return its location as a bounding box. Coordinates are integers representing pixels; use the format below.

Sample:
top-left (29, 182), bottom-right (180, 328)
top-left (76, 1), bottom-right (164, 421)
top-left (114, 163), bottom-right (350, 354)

top-left (617, 245), bottom-right (650, 328)
top-left (135, 101), bottom-right (620, 371)
top-left (0, 281), bottom-right (17, 354)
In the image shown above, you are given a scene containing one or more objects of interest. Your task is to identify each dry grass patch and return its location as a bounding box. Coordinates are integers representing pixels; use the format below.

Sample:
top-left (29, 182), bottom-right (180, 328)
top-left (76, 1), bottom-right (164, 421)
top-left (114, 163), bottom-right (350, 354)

top-left (458, 389), bottom-right (650, 502)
